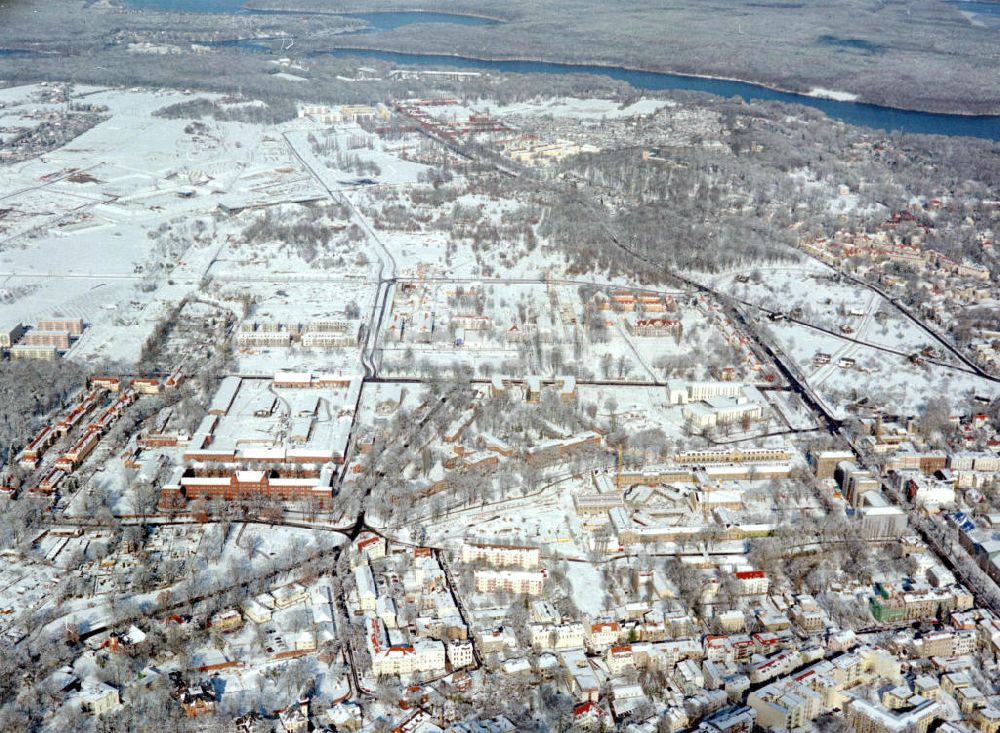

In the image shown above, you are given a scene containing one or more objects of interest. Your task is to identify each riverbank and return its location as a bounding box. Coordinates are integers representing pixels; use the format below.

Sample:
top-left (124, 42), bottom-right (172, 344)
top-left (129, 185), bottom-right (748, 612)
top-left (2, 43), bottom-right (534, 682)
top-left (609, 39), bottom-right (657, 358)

top-left (246, 3), bottom-right (507, 23)
top-left (238, 0), bottom-right (1000, 119)
top-left (93, 0), bottom-right (1000, 120)
top-left (806, 88), bottom-right (859, 103)
top-left (306, 44), bottom-right (1000, 133)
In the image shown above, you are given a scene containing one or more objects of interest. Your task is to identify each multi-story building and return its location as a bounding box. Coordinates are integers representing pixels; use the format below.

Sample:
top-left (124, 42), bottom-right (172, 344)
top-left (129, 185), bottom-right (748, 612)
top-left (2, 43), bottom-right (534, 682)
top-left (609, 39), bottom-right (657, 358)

top-left (10, 344), bottom-right (58, 361)
top-left (301, 331), bottom-right (354, 348)
top-left (627, 318), bottom-right (682, 338)
top-left (131, 378), bottom-right (161, 395)
top-left (858, 492), bottom-right (908, 539)
top-left (606, 645), bottom-right (636, 675)
top-left (461, 542), bottom-right (540, 569)
top-left (447, 640), bottom-right (475, 670)
top-left (698, 704), bottom-right (756, 733)
top-left (748, 680), bottom-right (823, 731)
top-left (160, 466), bottom-right (335, 506)
top-left (79, 681), bottom-right (121, 716)
top-left (846, 697), bottom-right (941, 733)
top-left (236, 326), bottom-right (291, 349)
top-left (22, 330), bottom-right (71, 349)
top-left (585, 622), bottom-right (621, 652)
top-left (675, 448), bottom-right (791, 466)
top-left (37, 317), bottom-right (83, 335)
top-left (667, 380), bottom-right (743, 405)
top-left (19, 425), bottom-right (57, 468)
top-left (809, 449), bottom-right (857, 480)
top-left (734, 570), bottom-right (769, 596)
top-left (355, 533), bottom-right (386, 562)
top-left (55, 429), bottom-right (101, 471)
top-left (354, 563), bottom-right (377, 612)
top-left (529, 622), bottom-right (585, 651)
top-left (902, 587), bottom-right (971, 621)
top-left (917, 631), bottom-right (955, 658)
top-left (474, 570), bottom-right (544, 595)
top-left (371, 639), bottom-right (446, 678)
top-left (364, 616), bottom-right (446, 677)
top-left (884, 450), bottom-right (947, 475)
top-left (682, 391), bottom-right (766, 430)
top-left (210, 609), bottom-right (243, 633)
top-left (949, 452), bottom-right (1000, 472)
top-left (0, 321), bottom-right (23, 348)
top-left (870, 593), bottom-right (906, 623)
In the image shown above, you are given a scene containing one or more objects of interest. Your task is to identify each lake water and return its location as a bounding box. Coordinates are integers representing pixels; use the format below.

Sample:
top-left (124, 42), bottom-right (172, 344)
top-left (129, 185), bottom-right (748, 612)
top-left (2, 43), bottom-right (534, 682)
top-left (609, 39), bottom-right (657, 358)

top-left (59, 1), bottom-right (1000, 140)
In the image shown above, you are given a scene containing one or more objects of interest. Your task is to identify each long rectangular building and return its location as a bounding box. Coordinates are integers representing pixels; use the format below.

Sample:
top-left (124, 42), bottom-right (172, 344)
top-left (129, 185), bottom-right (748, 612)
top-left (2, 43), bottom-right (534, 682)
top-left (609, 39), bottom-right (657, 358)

top-left (208, 376), bottom-right (242, 416)
top-left (21, 330), bottom-right (71, 349)
top-left (160, 465), bottom-right (335, 507)
top-left (10, 344), bottom-right (58, 361)
top-left (674, 448), bottom-right (791, 465)
top-left (37, 318), bottom-right (83, 335)
top-left (474, 570), bottom-right (545, 595)
top-left (461, 542), bottom-right (540, 569)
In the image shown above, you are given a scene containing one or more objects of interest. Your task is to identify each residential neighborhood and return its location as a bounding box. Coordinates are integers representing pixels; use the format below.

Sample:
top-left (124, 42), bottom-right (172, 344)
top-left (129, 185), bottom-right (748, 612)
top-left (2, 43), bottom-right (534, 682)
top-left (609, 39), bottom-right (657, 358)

top-left (2, 13), bottom-right (1000, 731)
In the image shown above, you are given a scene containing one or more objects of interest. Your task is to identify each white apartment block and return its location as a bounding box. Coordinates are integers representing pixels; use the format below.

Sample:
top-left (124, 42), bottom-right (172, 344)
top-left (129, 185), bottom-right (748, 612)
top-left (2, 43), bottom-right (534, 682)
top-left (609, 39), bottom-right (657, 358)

top-left (302, 331), bottom-right (354, 348)
top-left (667, 380), bottom-right (743, 405)
top-left (461, 542), bottom-right (540, 569)
top-left (79, 681), bottom-right (121, 716)
top-left (298, 104), bottom-right (341, 124)
top-left (949, 452), bottom-right (1000, 472)
top-left (354, 563), bottom-right (377, 612)
top-left (607, 645), bottom-right (636, 675)
top-left (371, 639), bottom-right (446, 677)
top-left (734, 571), bottom-right (770, 596)
top-left (749, 679), bottom-right (824, 731)
top-left (474, 569), bottom-right (544, 595)
top-left (236, 329), bottom-right (292, 348)
top-left (847, 697), bottom-right (941, 733)
top-left (365, 616), bottom-right (445, 678)
top-left (674, 447), bottom-right (791, 465)
top-left (529, 622), bottom-right (585, 651)
top-left (447, 640), bottom-right (475, 669)
top-left (683, 396), bottom-right (765, 429)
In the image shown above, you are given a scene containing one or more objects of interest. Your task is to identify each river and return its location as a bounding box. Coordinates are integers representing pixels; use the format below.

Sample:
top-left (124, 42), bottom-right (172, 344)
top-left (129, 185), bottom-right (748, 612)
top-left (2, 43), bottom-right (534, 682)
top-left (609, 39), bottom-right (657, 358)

top-left (66, 2), bottom-right (1000, 139)
top-left (307, 48), bottom-right (1000, 140)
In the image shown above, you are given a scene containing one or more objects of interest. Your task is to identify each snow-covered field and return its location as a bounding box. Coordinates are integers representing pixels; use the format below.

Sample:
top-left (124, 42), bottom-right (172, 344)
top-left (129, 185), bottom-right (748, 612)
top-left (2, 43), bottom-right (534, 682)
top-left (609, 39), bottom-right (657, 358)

top-left (0, 85), bottom-right (367, 366)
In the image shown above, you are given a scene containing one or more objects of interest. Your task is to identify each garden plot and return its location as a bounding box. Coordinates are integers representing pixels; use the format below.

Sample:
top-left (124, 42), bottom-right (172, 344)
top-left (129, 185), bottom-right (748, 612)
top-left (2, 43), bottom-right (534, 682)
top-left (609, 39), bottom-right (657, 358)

top-left (0, 553), bottom-right (62, 635)
top-left (767, 319), bottom-right (1000, 418)
top-left (716, 264), bottom-right (956, 363)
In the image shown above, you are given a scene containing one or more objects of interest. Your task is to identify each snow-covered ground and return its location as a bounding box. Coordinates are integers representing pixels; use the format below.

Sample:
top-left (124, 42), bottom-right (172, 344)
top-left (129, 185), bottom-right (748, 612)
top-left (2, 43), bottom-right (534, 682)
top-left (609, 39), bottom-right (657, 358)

top-left (805, 87), bottom-right (859, 102)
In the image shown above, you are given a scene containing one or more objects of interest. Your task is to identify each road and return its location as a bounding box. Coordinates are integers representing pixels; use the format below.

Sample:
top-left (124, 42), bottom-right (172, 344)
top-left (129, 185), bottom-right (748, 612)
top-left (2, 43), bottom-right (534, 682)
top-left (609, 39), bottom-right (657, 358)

top-left (542, 177), bottom-right (1000, 615)
top-left (14, 108), bottom-right (997, 701)
top-left (281, 131), bottom-right (396, 379)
